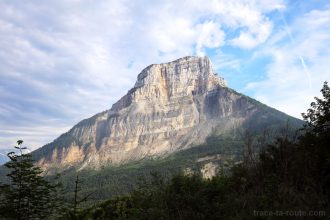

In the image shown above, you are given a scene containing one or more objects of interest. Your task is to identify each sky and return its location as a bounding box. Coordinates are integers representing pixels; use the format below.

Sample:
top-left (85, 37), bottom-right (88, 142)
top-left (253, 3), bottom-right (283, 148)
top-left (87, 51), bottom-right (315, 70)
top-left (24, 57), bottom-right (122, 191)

top-left (0, 0), bottom-right (329, 151)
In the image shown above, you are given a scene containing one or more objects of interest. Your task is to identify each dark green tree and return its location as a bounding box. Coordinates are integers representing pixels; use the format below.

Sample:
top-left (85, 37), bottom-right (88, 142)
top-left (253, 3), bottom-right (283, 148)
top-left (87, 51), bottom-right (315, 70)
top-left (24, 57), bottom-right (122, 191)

top-left (301, 81), bottom-right (330, 200)
top-left (61, 174), bottom-right (95, 220)
top-left (302, 81), bottom-right (330, 134)
top-left (0, 140), bottom-right (61, 220)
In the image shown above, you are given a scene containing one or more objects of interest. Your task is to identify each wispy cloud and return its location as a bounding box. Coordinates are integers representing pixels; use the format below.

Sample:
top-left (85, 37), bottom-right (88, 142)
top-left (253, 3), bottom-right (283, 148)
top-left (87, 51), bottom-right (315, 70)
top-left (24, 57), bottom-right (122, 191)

top-left (244, 5), bottom-right (330, 118)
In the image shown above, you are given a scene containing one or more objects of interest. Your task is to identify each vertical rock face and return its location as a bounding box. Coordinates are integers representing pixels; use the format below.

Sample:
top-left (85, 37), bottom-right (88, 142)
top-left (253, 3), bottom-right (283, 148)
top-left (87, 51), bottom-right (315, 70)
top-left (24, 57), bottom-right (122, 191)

top-left (112, 56), bottom-right (226, 111)
top-left (33, 56), bottom-right (287, 171)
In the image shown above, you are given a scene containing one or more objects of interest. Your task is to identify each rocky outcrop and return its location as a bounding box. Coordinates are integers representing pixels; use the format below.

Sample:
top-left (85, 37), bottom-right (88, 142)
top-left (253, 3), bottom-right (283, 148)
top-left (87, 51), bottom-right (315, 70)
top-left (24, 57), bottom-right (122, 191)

top-left (33, 56), bottom-right (288, 171)
top-left (201, 162), bottom-right (219, 179)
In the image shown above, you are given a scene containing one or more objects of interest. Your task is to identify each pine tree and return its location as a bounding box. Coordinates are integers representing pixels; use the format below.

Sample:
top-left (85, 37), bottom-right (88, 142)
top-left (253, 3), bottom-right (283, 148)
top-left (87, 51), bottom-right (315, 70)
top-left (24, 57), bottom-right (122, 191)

top-left (0, 140), bottom-right (61, 220)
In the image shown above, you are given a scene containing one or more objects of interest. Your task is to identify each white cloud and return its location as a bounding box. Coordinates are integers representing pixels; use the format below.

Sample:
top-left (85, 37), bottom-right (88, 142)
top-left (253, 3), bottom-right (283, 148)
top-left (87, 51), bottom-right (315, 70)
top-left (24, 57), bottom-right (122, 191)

top-left (227, 3), bottom-right (274, 49)
top-left (196, 21), bottom-right (225, 55)
top-left (0, 0), bottom-right (290, 149)
top-left (212, 50), bottom-right (241, 71)
top-left (244, 6), bottom-right (330, 118)
top-left (0, 125), bottom-right (71, 151)
top-left (230, 22), bottom-right (273, 49)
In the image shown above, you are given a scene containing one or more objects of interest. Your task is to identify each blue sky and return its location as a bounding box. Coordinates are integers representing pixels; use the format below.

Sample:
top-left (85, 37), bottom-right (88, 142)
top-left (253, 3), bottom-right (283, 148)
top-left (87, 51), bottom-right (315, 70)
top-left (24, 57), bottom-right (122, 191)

top-left (0, 0), bottom-right (329, 151)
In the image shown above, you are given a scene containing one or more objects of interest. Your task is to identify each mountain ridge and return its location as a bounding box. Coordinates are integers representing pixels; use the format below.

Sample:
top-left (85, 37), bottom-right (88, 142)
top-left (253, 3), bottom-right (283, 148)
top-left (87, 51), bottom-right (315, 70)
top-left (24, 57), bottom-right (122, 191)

top-left (32, 56), bottom-right (302, 172)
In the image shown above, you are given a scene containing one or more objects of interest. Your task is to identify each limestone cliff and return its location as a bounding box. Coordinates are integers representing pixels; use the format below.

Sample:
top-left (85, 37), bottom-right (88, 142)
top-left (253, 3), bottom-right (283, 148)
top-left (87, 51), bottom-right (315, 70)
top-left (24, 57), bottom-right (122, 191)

top-left (33, 56), bottom-right (292, 171)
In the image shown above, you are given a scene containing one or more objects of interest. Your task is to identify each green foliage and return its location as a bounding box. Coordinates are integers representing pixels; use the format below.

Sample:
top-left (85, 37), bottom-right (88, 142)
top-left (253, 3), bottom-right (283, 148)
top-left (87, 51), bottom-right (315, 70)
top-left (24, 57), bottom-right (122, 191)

top-left (62, 174), bottom-right (95, 219)
top-left (71, 82), bottom-right (329, 219)
top-left (54, 138), bottom-right (243, 205)
top-left (302, 81), bottom-right (330, 134)
top-left (0, 140), bottom-right (62, 220)
top-left (300, 81), bottom-right (330, 199)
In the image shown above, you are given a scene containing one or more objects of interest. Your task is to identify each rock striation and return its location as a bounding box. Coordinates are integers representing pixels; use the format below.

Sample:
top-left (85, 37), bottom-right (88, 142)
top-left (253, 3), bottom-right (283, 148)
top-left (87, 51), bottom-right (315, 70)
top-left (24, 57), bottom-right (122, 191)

top-left (33, 56), bottom-right (291, 171)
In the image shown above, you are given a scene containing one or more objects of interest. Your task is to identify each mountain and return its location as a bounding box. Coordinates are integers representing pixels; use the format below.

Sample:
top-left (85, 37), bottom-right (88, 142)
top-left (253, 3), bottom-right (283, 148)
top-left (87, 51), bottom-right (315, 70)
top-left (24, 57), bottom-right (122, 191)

top-left (0, 149), bottom-right (10, 165)
top-left (32, 56), bottom-right (302, 173)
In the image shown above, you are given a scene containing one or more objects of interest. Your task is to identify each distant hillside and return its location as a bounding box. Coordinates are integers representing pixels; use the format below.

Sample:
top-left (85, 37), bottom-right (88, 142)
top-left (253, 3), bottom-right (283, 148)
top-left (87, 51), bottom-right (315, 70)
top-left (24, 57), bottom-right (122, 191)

top-left (0, 149), bottom-right (11, 165)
